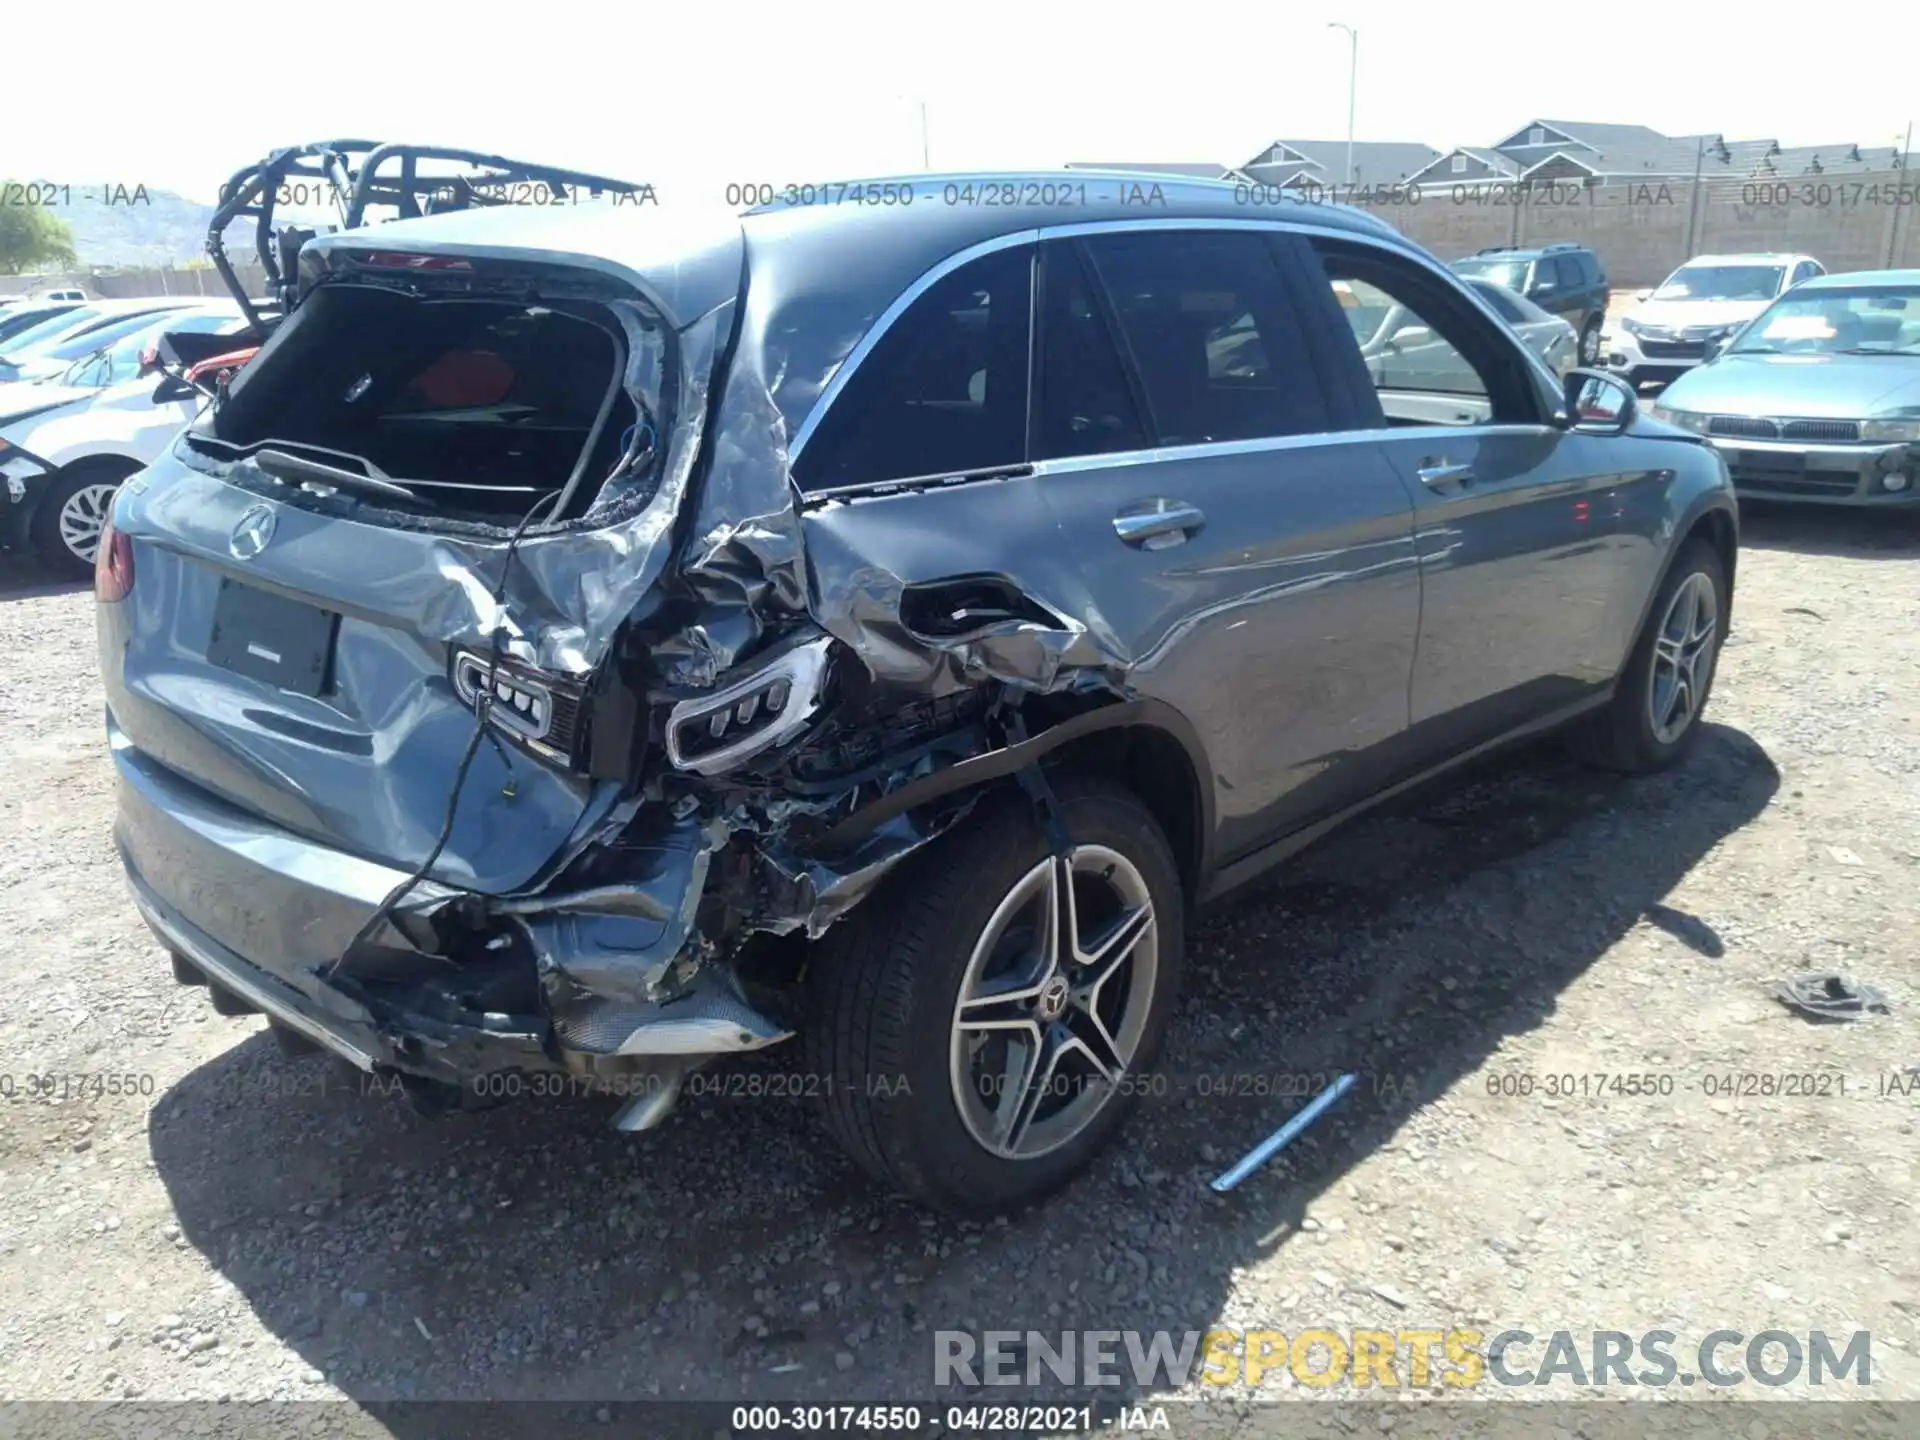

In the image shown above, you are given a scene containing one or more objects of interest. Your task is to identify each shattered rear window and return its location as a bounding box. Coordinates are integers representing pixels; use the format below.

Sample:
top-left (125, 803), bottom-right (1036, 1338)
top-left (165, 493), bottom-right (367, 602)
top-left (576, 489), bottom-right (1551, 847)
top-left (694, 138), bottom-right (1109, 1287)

top-left (209, 285), bottom-right (635, 523)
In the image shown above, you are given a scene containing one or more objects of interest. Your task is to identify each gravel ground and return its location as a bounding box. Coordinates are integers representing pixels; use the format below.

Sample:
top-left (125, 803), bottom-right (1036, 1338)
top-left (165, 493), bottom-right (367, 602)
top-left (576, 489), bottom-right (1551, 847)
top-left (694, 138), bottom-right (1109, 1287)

top-left (0, 506), bottom-right (1916, 1430)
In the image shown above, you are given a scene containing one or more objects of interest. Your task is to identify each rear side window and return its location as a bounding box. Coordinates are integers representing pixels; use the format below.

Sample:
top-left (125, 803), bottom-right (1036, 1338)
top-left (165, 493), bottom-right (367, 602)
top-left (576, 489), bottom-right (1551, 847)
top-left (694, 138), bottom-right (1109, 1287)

top-left (1034, 243), bottom-right (1148, 460)
top-left (1079, 230), bottom-right (1333, 445)
top-left (794, 246), bottom-right (1033, 492)
top-left (1552, 256), bottom-right (1583, 288)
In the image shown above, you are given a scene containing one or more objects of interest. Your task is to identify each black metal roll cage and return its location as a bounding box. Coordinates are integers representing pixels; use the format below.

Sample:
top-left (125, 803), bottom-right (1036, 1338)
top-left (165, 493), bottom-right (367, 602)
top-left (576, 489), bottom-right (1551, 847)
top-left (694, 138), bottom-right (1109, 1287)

top-left (206, 141), bottom-right (649, 336)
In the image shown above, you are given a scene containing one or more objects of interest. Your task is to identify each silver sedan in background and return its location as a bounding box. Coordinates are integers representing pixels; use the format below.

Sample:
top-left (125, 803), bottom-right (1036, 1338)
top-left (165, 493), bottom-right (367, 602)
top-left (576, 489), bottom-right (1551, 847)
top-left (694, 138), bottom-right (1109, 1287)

top-left (1650, 269), bottom-right (1920, 507)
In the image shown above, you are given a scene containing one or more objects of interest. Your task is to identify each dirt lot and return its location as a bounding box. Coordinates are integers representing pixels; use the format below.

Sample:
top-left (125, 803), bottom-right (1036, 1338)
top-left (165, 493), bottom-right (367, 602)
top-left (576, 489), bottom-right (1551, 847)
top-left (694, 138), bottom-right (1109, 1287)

top-left (1, 505), bottom-right (1917, 1431)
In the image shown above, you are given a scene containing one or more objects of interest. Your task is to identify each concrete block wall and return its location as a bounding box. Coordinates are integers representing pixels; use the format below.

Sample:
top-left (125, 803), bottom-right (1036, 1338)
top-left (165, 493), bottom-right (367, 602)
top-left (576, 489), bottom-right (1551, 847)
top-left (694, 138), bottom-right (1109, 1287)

top-left (1357, 171), bottom-right (1919, 285)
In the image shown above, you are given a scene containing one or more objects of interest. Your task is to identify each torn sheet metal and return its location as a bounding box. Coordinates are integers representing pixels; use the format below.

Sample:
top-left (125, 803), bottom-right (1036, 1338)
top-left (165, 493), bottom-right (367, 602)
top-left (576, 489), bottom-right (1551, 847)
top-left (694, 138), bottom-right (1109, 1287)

top-left (746, 801), bottom-right (981, 940)
top-left (513, 815), bottom-right (728, 1004)
top-left (173, 227), bottom-right (742, 678)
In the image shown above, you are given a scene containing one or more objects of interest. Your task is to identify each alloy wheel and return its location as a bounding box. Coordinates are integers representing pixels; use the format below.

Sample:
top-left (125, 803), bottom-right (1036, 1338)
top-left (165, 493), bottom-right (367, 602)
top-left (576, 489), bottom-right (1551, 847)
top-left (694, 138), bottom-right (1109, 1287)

top-left (1648, 571), bottom-right (1718, 744)
top-left (948, 845), bottom-right (1158, 1160)
top-left (57, 482), bottom-right (119, 565)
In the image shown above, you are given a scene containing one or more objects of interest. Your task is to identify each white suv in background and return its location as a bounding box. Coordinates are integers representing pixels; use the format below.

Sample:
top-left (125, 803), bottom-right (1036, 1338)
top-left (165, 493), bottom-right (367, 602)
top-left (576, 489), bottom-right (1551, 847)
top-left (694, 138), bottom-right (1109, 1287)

top-left (1605, 253), bottom-right (1824, 388)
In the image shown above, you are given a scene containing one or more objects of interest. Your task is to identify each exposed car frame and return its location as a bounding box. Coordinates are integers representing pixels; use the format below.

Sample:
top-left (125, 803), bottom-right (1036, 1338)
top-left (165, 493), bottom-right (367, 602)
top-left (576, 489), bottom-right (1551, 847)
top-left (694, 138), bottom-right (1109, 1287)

top-left (206, 141), bottom-right (654, 335)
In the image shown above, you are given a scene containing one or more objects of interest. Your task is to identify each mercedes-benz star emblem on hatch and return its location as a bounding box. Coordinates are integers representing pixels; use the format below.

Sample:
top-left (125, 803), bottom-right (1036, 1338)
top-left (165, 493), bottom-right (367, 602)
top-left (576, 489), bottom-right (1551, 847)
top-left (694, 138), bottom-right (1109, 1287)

top-left (229, 505), bottom-right (277, 561)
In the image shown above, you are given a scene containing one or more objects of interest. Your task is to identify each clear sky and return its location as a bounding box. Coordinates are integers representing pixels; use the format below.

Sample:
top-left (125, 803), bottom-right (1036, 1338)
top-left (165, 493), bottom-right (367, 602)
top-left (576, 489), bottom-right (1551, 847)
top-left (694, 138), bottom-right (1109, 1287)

top-left (4, 0), bottom-right (1916, 204)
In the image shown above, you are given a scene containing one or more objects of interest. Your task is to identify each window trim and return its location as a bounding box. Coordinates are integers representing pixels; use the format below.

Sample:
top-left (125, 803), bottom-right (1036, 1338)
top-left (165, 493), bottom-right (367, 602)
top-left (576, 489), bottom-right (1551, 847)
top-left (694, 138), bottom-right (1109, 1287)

top-left (788, 217), bottom-right (1563, 482)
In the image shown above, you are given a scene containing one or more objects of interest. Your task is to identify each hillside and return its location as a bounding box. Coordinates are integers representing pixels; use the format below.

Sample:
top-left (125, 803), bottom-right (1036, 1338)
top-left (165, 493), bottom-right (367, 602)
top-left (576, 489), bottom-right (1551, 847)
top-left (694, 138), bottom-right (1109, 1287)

top-left (14, 182), bottom-right (253, 268)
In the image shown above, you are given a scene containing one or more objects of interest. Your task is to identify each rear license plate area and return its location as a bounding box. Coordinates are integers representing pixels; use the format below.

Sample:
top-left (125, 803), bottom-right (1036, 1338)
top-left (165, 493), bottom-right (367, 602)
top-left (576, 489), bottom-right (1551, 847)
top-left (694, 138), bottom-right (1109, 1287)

top-left (207, 578), bottom-right (339, 697)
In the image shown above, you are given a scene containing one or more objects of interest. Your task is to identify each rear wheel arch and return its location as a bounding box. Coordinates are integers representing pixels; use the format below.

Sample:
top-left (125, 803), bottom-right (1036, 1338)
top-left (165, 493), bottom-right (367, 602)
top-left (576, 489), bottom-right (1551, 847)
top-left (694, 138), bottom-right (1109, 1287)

top-left (1037, 709), bottom-right (1212, 902)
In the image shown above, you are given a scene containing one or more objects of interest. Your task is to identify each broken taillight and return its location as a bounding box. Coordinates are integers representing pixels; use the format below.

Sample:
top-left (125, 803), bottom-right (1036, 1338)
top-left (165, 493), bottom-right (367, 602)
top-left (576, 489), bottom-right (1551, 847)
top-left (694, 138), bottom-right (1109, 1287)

top-left (94, 516), bottom-right (134, 603)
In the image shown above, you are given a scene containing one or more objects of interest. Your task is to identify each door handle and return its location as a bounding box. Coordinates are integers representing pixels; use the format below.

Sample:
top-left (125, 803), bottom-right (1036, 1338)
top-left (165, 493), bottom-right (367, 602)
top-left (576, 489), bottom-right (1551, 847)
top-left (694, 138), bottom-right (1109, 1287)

top-left (1416, 460), bottom-right (1475, 491)
top-left (1113, 500), bottom-right (1207, 548)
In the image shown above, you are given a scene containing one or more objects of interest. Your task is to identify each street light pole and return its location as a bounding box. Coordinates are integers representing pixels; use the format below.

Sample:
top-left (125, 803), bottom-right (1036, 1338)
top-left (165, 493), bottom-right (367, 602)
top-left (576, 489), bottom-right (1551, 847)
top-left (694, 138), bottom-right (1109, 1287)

top-left (920, 99), bottom-right (930, 170)
top-left (1328, 23), bottom-right (1357, 190)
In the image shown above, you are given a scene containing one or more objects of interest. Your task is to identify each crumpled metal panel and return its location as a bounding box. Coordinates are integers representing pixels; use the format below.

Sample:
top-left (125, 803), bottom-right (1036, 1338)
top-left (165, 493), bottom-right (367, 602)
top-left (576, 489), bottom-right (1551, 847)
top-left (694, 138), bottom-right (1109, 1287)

top-left (746, 802), bottom-right (980, 940)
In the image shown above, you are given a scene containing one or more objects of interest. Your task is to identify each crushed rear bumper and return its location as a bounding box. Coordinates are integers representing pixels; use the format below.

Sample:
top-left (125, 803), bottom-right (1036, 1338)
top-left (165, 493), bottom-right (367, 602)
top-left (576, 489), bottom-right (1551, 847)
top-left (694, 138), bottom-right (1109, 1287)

top-left (111, 712), bottom-right (788, 1097)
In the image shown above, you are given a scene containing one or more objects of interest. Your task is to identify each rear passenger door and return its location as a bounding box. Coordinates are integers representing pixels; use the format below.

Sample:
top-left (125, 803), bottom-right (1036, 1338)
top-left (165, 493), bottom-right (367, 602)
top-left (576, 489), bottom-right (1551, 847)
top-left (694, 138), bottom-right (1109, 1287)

top-left (1031, 228), bottom-right (1423, 863)
top-left (1301, 236), bottom-right (1661, 753)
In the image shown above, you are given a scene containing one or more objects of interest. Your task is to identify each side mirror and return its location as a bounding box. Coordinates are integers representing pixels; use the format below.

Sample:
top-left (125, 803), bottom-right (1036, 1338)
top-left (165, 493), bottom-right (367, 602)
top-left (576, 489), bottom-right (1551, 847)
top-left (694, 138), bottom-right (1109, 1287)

top-left (1634, 289), bottom-right (1653, 303)
top-left (1396, 324), bottom-right (1433, 346)
top-left (152, 374), bottom-right (197, 405)
top-left (1563, 368), bottom-right (1636, 434)
top-left (1702, 336), bottom-right (1728, 362)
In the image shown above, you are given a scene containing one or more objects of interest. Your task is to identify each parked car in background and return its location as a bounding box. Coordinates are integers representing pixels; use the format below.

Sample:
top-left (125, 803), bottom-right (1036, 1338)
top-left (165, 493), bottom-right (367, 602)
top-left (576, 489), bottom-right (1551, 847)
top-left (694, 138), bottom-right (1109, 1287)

top-left (1335, 276), bottom-right (1578, 408)
top-left (6, 303), bottom-right (243, 400)
top-left (1605, 253), bottom-right (1823, 389)
top-left (0, 302), bottom-right (229, 385)
top-left (0, 288), bottom-right (87, 309)
top-left (0, 301), bottom-right (87, 348)
top-left (1, 306), bottom-right (251, 574)
top-left (1451, 243), bottom-right (1609, 364)
top-left (100, 170), bottom-right (1736, 1213)
top-left (1464, 279), bottom-right (1580, 375)
top-left (1650, 269), bottom-right (1920, 508)
top-left (0, 299), bottom-right (203, 381)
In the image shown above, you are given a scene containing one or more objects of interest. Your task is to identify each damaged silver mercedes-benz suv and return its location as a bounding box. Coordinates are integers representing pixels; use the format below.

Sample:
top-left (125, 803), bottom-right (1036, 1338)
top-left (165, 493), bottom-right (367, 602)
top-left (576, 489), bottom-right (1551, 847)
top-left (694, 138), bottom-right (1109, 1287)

top-left (99, 159), bottom-right (1738, 1212)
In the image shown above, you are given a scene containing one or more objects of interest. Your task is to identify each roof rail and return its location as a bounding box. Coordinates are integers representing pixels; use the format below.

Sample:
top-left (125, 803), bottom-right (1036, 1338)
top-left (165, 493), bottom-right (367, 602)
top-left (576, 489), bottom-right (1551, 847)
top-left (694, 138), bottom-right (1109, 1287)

top-left (1541, 241), bottom-right (1584, 252)
top-left (1474, 245), bottom-right (1516, 255)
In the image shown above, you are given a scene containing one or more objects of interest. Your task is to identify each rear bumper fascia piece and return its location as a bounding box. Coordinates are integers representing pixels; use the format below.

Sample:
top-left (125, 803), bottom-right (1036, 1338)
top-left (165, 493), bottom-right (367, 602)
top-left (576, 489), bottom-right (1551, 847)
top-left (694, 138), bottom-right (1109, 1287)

top-left (111, 713), bottom-right (787, 1088)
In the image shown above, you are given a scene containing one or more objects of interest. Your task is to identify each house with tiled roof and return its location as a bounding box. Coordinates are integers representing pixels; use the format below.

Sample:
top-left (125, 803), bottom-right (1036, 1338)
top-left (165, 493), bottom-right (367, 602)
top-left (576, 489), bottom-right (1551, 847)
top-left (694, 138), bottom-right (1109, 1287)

top-left (1238, 139), bottom-right (1442, 189)
top-left (1403, 145), bottom-right (1524, 191)
top-left (1062, 161), bottom-right (1246, 181)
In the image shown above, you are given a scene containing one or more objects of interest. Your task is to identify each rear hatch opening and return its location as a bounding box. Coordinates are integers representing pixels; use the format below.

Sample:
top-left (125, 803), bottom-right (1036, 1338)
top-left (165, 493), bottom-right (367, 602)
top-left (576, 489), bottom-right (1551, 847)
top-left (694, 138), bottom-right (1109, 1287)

top-left (188, 281), bottom-right (645, 528)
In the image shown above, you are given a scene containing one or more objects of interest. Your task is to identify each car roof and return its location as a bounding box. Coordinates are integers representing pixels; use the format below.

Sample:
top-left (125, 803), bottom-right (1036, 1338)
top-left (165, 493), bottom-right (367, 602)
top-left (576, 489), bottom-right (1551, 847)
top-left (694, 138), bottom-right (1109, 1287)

top-left (309, 169), bottom-right (1419, 330)
top-left (84, 297), bottom-right (204, 312)
top-left (1676, 253), bottom-right (1814, 265)
top-left (1795, 268), bottom-right (1920, 289)
top-left (1458, 244), bottom-right (1592, 261)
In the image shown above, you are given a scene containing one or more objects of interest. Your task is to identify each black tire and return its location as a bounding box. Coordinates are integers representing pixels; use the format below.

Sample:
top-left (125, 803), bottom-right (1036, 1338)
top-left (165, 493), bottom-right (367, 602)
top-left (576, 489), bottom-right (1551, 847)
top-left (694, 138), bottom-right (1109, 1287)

top-left (804, 774), bottom-right (1184, 1215)
top-left (1579, 316), bottom-right (1604, 365)
top-left (1569, 539), bottom-right (1727, 773)
top-left (30, 459), bottom-right (137, 579)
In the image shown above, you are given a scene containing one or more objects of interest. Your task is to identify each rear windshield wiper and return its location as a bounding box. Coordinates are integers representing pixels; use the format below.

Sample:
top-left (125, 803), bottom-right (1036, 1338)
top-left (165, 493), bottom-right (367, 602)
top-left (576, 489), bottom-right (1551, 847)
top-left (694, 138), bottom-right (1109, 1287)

top-left (250, 447), bottom-right (419, 502)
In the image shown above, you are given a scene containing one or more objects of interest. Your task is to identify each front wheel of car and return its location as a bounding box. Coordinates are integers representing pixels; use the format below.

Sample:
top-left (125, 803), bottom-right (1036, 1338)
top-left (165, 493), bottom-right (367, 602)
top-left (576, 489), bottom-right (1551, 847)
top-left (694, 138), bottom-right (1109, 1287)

top-left (31, 460), bottom-right (138, 579)
top-left (1569, 538), bottom-right (1727, 773)
top-left (804, 775), bottom-right (1184, 1214)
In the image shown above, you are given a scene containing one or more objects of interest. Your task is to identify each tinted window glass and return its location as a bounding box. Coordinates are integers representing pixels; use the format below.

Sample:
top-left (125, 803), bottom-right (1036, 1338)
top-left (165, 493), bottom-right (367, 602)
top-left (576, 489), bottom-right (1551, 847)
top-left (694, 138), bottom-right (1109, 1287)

top-left (1579, 253), bottom-right (1603, 285)
top-left (1314, 241), bottom-right (1541, 428)
top-left (1552, 256), bottom-right (1583, 288)
top-left (794, 246), bottom-right (1032, 492)
top-left (1035, 245), bottom-right (1148, 459)
top-left (1468, 280), bottom-right (1525, 323)
top-left (1081, 230), bottom-right (1331, 445)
